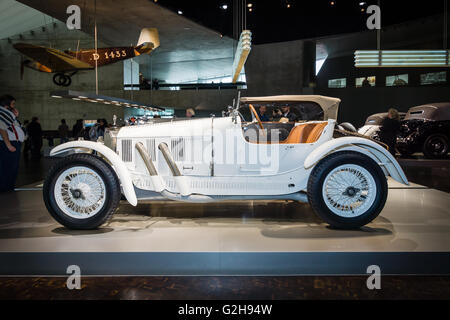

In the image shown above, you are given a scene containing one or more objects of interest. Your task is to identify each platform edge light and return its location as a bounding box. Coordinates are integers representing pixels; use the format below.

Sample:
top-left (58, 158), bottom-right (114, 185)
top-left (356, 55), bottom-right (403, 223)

top-left (354, 50), bottom-right (450, 67)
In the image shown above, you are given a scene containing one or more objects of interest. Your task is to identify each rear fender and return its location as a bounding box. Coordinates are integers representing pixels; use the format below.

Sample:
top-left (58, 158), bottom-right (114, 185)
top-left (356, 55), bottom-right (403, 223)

top-left (50, 141), bottom-right (138, 206)
top-left (305, 137), bottom-right (409, 185)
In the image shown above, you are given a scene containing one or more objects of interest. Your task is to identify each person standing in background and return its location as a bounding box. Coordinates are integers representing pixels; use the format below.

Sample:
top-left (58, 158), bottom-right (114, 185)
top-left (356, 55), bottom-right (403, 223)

top-left (72, 119), bottom-right (83, 139)
top-left (0, 95), bottom-right (25, 192)
top-left (186, 108), bottom-right (196, 118)
top-left (22, 119), bottom-right (30, 160)
top-left (258, 106), bottom-right (270, 122)
top-left (379, 108), bottom-right (401, 156)
top-left (280, 105), bottom-right (298, 122)
top-left (97, 119), bottom-right (107, 138)
top-left (58, 119), bottom-right (69, 144)
top-left (27, 117), bottom-right (43, 159)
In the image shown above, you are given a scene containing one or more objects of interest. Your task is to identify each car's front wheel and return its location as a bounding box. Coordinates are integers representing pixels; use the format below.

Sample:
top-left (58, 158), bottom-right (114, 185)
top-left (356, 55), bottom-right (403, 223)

top-left (43, 154), bottom-right (121, 230)
top-left (307, 151), bottom-right (388, 229)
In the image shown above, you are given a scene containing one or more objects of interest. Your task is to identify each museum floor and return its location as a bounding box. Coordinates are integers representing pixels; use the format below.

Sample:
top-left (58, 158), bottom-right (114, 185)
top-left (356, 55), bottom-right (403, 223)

top-left (1, 155), bottom-right (449, 299)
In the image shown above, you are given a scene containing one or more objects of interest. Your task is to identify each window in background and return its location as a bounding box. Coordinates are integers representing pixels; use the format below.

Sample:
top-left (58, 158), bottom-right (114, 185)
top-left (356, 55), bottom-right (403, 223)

top-left (420, 71), bottom-right (447, 85)
top-left (386, 74), bottom-right (409, 87)
top-left (356, 76), bottom-right (376, 87)
top-left (123, 59), bottom-right (140, 90)
top-left (328, 78), bottom-right (347, 88)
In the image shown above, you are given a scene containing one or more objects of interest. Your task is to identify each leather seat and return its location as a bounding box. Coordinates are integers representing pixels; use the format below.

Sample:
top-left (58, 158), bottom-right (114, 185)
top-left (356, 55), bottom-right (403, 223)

top-left (281, 122), bottom-right (328, 144)
top-left (244, 122), bottom-right (328, 145)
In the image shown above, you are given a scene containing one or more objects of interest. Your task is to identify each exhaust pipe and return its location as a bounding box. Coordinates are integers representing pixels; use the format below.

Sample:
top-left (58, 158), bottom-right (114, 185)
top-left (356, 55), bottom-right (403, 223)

top-left (135, 142), bottom-right (164, 192)
top-left (158, 142), bottom-right (190, 196)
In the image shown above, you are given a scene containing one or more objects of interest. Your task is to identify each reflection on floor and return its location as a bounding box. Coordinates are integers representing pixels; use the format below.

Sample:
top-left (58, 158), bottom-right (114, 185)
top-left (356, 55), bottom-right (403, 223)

top-left (0, 179), bottom-right (447, 252)
top-left (399, 157), bottom-right (450, 193)
top-left (0, 179), bottom-right (449, 276)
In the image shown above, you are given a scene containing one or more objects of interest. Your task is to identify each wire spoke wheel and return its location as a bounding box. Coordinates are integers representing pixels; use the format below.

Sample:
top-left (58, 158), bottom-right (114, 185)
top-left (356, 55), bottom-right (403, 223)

top-left (54, 166), bottom-right (106, 219)
top-left (44, 154), bottom-right (121, 229)
top-left (307, 151), bottom-right (388, 229)
top-left (322, 164), bottom-right (377, 218)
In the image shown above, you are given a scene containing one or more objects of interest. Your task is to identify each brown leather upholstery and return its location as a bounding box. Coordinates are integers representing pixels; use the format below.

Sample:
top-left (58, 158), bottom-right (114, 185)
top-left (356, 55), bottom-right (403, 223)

top-left (245, 122), bottom-right (328, 145)
top-left (281, 122), bottom-right (328, 144)
top-left (305, 122), bottom-right (328, 143)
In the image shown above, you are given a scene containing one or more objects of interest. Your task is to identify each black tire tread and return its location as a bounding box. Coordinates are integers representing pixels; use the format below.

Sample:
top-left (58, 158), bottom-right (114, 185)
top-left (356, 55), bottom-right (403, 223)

top-left (307, 151), bottom-right (388, 229)
top-left (43, 153), bottom-right (121, 229)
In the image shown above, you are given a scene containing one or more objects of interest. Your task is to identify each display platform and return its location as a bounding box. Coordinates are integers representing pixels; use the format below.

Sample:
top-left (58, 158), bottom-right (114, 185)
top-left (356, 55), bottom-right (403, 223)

top-left (1, 179), bottom-right (449, 276)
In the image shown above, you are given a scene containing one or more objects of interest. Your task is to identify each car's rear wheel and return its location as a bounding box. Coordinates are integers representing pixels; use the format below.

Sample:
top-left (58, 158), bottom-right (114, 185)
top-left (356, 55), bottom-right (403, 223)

top-left (423, 134), bottom-right (449, 159)
top-left (307, 151), bottom-right (388, 229)
top-left (43, 154), bottom-right (121, 230)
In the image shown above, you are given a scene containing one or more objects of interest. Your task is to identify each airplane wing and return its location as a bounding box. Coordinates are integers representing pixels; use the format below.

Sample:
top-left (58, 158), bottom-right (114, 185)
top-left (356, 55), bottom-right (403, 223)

top-left (13, 43), bottom-right (93, 72)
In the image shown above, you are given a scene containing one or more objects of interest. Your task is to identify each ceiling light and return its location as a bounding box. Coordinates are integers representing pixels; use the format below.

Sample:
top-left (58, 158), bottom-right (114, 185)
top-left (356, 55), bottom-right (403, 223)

top-left (232, 30), bottom-right (252, 83)
top-left (355, 50), bottom-right (450, 67)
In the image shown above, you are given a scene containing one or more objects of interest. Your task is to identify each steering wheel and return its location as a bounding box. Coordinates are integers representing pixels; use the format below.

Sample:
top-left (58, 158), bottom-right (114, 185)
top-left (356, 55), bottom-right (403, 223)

top-left (249, 104), bottom-right (264, 131)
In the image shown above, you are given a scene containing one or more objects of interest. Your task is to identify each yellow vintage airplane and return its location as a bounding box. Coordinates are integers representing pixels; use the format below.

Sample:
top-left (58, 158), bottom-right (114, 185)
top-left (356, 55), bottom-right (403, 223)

top-left (14, 28), bottom-right (159, 86)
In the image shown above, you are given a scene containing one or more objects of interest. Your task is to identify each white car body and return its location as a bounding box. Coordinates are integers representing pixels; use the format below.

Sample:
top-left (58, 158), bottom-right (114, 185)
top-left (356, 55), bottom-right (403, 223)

top-left (47, 95), bottom-right (408, 229)
top-left (358, 124), bottom-right (381, 138)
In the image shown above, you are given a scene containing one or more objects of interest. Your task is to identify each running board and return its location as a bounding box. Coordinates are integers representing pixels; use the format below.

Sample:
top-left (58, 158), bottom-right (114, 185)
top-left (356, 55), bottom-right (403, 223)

top-left (134, 187), bottom-right (309, 203)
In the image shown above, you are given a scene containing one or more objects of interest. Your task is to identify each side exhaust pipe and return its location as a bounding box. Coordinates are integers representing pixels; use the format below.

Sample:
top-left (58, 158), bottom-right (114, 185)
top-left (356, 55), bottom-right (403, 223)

top-left (135, 142), bottom-right (164, 192)
top-left (158, 142), bottom-right (190, 196)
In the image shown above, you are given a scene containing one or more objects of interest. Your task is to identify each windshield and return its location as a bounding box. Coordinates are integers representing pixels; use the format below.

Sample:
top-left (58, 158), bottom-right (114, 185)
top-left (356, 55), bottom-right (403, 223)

top-left (239, 101), bottom-right (324, 122)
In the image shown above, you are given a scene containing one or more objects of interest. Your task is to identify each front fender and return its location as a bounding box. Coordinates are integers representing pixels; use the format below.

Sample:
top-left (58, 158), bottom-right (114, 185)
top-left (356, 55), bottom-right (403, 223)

top-left (50, 141), bottom-right (138, 206)
top-left (305, 137), bottom-right (409, 185)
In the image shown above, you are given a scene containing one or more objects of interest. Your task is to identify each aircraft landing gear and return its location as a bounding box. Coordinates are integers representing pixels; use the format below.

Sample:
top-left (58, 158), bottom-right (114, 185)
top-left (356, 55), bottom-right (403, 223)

top-left (53, 71), bottom-right (77, 87)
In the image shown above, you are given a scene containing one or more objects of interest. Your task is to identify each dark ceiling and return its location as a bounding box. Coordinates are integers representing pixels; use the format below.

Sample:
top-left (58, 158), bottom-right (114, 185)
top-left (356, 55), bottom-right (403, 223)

top-left (157, 0), bottom-right (449, 44)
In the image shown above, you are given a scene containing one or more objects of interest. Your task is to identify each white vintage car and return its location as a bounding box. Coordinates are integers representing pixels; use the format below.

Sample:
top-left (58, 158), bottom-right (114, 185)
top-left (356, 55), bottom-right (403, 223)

top-left (44, 95), bottom-right (409, 230)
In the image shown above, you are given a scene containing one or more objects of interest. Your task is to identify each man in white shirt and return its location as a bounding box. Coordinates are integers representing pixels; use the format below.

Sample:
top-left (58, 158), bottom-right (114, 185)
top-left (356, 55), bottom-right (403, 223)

top-left (0, 95), bottom-right (25, 192)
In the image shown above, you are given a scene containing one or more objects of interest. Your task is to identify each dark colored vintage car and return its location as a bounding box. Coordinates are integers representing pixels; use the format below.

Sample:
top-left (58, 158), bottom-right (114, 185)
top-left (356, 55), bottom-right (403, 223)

top-left (397, 103), bottom-right (450, 158)
top-left (358, 112), bottom-right (407, 140)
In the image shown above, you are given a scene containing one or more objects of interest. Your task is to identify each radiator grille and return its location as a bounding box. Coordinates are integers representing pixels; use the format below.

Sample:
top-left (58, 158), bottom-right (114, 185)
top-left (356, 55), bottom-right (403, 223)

top-left (121, 139), bottom-right (132, 162)
top-left (171, 137), bottom-right (186, 162)
top-left (146, 139), bottom-right (156, 160)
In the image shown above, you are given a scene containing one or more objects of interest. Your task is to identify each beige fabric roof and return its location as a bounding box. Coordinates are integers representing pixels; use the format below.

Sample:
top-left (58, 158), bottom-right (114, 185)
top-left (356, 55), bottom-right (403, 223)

top-left (406, 103), bottom-right (450, 121)
top-left (240, 95), bottom-right (341, 120)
